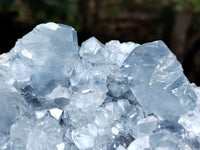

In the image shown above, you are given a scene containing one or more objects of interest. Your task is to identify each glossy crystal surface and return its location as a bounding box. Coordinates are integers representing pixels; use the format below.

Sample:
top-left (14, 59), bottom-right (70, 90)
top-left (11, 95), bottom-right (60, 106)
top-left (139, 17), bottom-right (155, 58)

top-left (0, 22), bottom-right (199, 150)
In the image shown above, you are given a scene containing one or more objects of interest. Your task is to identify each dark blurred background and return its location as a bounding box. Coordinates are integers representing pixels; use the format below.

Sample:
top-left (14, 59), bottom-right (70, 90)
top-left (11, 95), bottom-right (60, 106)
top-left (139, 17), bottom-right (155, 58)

top-left (0, 0), bottom-right (200, 85)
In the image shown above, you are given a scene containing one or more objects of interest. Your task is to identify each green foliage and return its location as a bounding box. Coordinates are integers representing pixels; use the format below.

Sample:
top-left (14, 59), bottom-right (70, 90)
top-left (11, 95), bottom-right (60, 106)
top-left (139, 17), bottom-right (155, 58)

top-left (173, 0), bottom-right (200, 12)
top-left (0, 0), bottom-right (200, 32)
top-left (24, 0), bottom-right (80, 29)
top-left (99, 0), bottom-right (169, 18)
top-left (0, 0), bottom-right (80, 30)
top-left (100, 0), bottom-right (122, 18)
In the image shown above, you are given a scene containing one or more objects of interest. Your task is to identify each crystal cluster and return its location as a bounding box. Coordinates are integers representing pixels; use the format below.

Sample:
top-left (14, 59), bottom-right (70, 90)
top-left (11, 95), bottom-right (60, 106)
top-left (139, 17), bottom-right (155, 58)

top-left (0, 22), bottom-right (200, 150)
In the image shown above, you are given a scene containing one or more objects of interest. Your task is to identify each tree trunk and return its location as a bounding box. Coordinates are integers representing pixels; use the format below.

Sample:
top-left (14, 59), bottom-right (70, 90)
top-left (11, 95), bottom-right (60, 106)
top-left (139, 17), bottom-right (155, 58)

top-left (170, 8), bottom-right (193, 63)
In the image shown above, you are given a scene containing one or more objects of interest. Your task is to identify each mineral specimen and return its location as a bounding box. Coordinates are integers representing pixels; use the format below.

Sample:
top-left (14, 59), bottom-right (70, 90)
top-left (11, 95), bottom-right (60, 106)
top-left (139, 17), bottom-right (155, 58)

top-left (0, 22), bottom-right (200, 150)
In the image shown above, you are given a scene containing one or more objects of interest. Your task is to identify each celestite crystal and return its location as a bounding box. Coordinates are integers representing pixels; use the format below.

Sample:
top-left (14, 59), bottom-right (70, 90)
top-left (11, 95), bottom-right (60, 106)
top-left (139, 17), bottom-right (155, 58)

top-left (0, 22), bottom-right (200, 150)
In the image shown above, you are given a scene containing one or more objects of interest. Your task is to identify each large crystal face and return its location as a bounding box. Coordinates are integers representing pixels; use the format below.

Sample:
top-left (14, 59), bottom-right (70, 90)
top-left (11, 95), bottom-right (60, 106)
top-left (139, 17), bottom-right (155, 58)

top-left (0, 22), bottom-right (199, 150)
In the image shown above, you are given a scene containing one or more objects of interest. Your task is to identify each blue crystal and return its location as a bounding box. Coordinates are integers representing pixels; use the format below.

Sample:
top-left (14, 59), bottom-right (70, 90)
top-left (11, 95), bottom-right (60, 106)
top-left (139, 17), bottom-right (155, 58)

top-left (0, 23), bottom-right (199, 150)
top-left (122, 41), bottom-right (196, 121)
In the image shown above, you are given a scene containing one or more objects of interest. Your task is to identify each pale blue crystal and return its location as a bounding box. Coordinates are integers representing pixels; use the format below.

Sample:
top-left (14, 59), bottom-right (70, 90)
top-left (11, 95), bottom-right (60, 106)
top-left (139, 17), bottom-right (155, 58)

top-left (0, 23), bottom-right (199, 150)
top-left (122, 41), bottom-right (196, 121)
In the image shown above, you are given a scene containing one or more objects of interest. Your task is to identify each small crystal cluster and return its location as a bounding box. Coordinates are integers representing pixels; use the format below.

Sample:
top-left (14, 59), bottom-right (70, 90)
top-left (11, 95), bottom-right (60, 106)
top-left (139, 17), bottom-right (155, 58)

top-left (0, 22), bottom-right (200, 150)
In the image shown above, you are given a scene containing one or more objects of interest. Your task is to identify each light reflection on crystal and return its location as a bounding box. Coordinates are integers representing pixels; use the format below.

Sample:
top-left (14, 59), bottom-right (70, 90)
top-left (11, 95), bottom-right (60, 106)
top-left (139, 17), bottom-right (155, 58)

top-left (50, 108), bottom-right (63, 120)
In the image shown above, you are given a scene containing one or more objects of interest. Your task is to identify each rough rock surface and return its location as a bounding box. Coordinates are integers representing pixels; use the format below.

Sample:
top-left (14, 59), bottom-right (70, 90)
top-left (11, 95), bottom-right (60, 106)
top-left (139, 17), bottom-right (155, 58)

top-left (0, 22), bottom-right (200, 150)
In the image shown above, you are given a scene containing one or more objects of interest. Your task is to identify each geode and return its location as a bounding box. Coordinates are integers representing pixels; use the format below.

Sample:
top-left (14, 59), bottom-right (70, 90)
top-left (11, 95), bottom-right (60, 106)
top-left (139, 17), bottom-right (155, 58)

top-left (0, 22), bottom-right (200, 150)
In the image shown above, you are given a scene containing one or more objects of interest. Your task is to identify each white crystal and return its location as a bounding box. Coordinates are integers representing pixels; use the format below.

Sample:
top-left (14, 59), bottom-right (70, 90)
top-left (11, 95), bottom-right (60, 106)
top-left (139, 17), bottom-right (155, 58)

top-left (26, 116), bottom-right (63, 150)
top-left (81, 88), bottom-right (92, 94)
top-left (44, 22), bottom-right (61, 30)
top-left (21, 49), bottom-right (32, 59)
top-left (178, 108), bottom-right (200, 137)
top-left (56, 143), bottom-right (65, 150)
top-left (35, 110), bottom-right (47, 119)
top-left (112, 127), bottom-right (119, 135)
top-left (11, 58), bottom-right (31, 80)
top-left (88, 124), bottom-right (98, 137)
top-left (79, 37), bottom-right (102, 56)
top-left (94, 110), bottom-right (109, 128)
top-left (49, 108), bottom-right (63, 120)
top-left (72, 129), bottom-right (95, 149)
top-left (47, 85), bottom-right (71, 99)
top-left (128, 136), bottom-right (150, 150)
top-left (105, 40), bottom-right (139, 55)
top-left (117, 145), bottom-right (127, 150)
